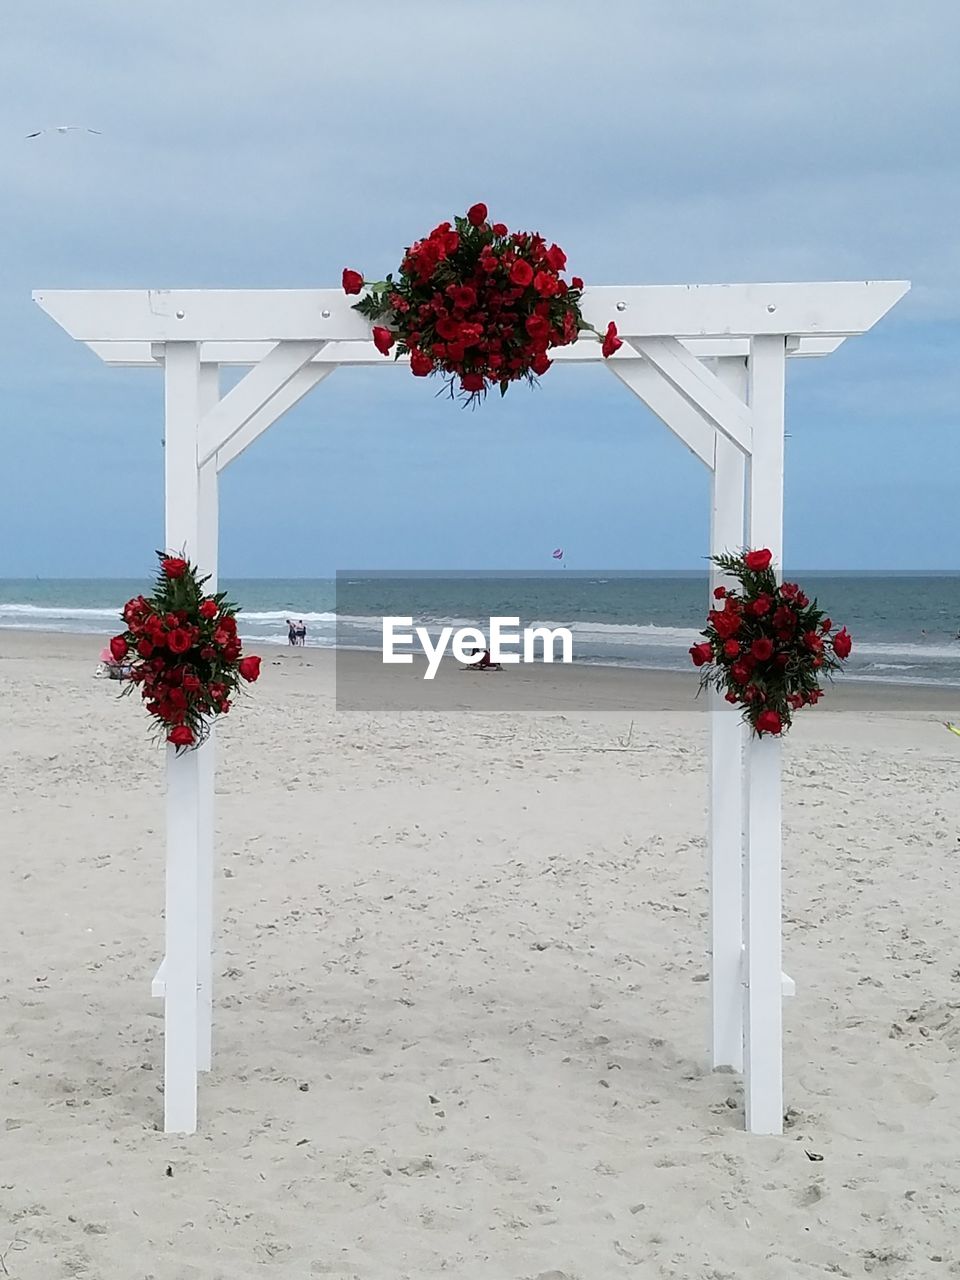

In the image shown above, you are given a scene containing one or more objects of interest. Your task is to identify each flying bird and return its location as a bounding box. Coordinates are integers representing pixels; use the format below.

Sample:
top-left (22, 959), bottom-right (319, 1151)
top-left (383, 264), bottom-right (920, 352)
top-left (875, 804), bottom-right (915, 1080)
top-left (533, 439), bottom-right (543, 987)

top-left (25, 126), bottom-right (102, 139)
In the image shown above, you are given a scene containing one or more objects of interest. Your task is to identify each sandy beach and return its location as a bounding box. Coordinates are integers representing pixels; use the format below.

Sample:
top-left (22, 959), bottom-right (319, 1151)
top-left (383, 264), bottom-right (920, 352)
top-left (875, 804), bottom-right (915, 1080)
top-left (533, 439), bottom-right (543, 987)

top-left (3, 629), bottom-right (960, 1279)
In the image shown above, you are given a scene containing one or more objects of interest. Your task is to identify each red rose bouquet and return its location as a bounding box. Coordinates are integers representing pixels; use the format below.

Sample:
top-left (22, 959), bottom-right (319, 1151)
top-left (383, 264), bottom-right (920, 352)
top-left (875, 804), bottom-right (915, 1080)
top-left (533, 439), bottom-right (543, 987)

top-left (111, 553), bottom-right (262, 751)
top-left (690, 548), bottom-right (853, 736)
top-left (343, 203), bottom-right (622, 403)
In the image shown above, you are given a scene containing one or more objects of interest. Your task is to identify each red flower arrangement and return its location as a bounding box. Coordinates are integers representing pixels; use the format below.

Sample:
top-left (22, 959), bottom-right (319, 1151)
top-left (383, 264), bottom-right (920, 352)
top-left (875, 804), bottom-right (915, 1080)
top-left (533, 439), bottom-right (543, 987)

top-left (690, 548), bottom-right (853, 736)
top-left (343, 203), bottom-right (622, 403)
top-left (111, 553), bottom-right (261, 751)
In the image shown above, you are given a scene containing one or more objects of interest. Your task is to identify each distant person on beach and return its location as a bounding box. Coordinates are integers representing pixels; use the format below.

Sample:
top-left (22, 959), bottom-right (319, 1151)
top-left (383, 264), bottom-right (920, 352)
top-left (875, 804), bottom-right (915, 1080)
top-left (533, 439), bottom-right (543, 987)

top-left (286, 619), bottom-right (297, 646)
top-left (296, 619), bottom-right (307, 645)
top-left (464, 647), bottom-right (501, 671)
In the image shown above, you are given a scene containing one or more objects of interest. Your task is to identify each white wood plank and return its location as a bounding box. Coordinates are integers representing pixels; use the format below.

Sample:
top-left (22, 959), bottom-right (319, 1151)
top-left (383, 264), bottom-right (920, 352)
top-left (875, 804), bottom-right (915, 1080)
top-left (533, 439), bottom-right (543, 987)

top-left (196, 341), bottom-right (325, 465)
top-left (87, 335), bottom-right (848, 367)
top-left (33, 281), bottom-right (909, 344)
top-left (743, 335), bottom-right (787, 1136)
top-left (708, 358), bottom-right (747, 1072)
top-left (216, 365), bottom-right (335, 471)
top-left (162, 341), bottom-right (202, 1134)
top-left (196, 363), bottom-right (219, 1075)
top-left (632, 337), bottom-right (753, 454)
top-left (608, 358), bottom-right (715, 467)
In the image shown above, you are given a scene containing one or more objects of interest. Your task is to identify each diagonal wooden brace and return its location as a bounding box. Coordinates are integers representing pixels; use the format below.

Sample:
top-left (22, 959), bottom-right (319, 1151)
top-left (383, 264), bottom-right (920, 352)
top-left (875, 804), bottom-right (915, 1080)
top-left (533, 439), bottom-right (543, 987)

top-left (195, 340), bottom-right (326, 465)
top-left (608, 358), bottom-right (716, 468)
top-left (630, 336), bottom-right (753, 455)
top-left (216, 364), bottom-right (335, 471)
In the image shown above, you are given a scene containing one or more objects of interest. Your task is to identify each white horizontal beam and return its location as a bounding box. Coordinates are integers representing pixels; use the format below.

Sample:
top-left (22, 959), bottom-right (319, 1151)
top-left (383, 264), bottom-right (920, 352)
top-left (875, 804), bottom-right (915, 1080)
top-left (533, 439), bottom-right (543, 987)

top-left (33, 281), bottom-right (908, 345)
top-left (581, 281), bottom-right (909, 340)
top-left (84, 336), bottom-right (846, 368)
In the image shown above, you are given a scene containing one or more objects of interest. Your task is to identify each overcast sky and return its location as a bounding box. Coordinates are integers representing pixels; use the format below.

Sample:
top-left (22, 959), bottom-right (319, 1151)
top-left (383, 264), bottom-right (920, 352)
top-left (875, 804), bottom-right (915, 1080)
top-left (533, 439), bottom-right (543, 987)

top-left (2, 2), bottom-right (958, 576)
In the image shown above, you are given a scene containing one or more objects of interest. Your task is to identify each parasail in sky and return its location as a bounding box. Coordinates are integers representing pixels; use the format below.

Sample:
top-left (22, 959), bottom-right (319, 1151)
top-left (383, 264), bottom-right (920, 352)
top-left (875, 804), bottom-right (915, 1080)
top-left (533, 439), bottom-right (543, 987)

top-left (552, 548), bottom-right (564, 561)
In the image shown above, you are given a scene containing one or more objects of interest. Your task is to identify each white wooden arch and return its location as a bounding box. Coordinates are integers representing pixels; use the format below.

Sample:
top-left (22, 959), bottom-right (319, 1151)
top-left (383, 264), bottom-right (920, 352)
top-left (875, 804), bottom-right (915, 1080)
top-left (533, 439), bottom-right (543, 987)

top-left (34, 280), bottom-right (908, 1136)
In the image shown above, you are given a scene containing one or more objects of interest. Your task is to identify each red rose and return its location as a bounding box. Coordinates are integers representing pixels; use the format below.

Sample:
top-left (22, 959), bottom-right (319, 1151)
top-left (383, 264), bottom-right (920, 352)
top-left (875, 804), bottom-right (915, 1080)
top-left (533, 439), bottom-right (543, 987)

top-left (723, 640), bottom-right (740, 657)
top-left (755, 709), bottom-right (783, 736)
top-left (820, 617), bottom-right (832, 633)
top-left (546, 244), bottom-right (567, 272)
top-left (713, 586), bottom-right (726, 599)
top-left (725, 690), bottom-right (739, 704)
top-left (711, 611), bottom-right (740, 640)
top-left (199, 599), bottom-right (218, 620)
top-left (772, 605), bottom-right (796, 631)
top-left (123, 595), bottom-right (148, 624)
top-left (461, 373), bottom-right (485, 394)
top-left (509, 260), bottom-right (534, 288)
top-left (342, 269), bottom-right (364, 295)
top-left (452, 285), bottom-right (477, 310)
top-left (409, 349), bottom-right (433, 377)
top-left (601, 321), bottom-right (622, 358)
top-left (749, 595), bottom-right (773, 617)
top-left (168, 725), bottom-right (195, 748)
top-left (167, 629), bottom-right (191, 655)
top-left (689, 642), bottom-right (713, 668)
top-left (161, 557), bottom-right (188, 579)
top-left (182, 674), bottom-right (201, 693)
top-left (200, 645), bottom-right (216, 660)
top-left (238, 654), bottom-right (261, 683)
top-left (803, 631), bottom-right (823, 653)
top-left (571, 276), bottom-right (584, 289)
top-left (109, 635), bottom-right (128, 661)
top-left (524, 315), bottom-right (549, 342)
top-left (730, 662), bottom-right (751, 684)
top-left (467, 202), bottom-right (488, 226)
top-left (533, 271), bottom-right (560, 298)
top-left (530, 351), bottom-right (552, 376)
top-left (750, 637), bottom-right (775, 662)
top-left (743, 549), bottom-right (772, 572)
top-left (492, 222), bottom-right (508, 236)
top-left (137, 638), bottom-right (154, 658)
top-left (832, 627), bottom-right (852, 659)
top-left (780, 582), bottom-right (799, 600)
top-left (372, 326), bottom-right (395, 356)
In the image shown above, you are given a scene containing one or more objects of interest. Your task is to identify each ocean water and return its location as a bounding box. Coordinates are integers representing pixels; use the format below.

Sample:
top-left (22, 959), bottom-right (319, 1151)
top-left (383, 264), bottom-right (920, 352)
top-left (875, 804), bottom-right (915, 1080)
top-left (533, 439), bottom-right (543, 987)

top-left (1, 573), bottom-right (959, 688)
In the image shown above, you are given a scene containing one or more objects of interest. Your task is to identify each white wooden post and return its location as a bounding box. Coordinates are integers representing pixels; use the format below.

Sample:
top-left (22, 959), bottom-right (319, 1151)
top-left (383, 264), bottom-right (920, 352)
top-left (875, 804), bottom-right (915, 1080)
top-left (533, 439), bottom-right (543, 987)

top-left (708, 360), bottom-right (747, 1071)
top-left (163, 341), bottom-right (202, 1133)
top-left (743, 336), bottom-right (786, 1134)
top-left (196, 363), bottom-right (220, 1074)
